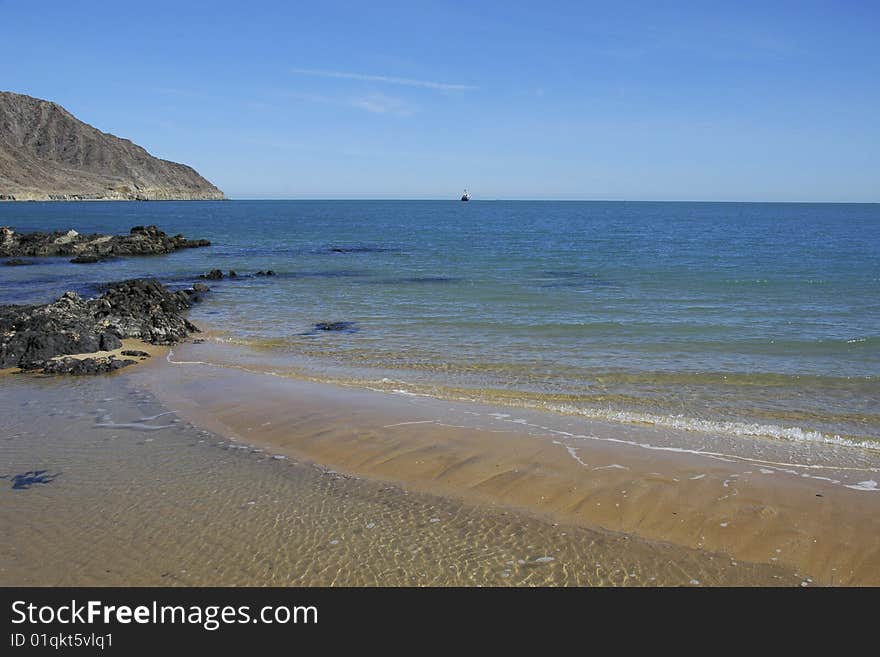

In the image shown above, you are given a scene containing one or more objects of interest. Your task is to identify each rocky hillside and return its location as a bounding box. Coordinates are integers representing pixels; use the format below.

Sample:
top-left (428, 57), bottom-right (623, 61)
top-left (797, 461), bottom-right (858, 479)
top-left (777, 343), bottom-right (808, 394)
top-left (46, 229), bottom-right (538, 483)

top-left (0, 91), bottom-right (224, 201)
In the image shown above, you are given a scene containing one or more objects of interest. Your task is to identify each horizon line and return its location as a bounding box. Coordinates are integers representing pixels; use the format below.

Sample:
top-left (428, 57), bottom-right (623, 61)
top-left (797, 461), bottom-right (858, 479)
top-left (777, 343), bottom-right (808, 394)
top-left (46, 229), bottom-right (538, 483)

top-left (217, 197), bottom-right (879, 204)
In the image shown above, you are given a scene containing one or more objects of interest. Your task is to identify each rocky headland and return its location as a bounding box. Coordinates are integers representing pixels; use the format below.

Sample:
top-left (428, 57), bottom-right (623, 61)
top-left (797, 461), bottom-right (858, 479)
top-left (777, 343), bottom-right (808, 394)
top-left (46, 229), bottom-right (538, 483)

top-left (0, 91), bottom-right (224, 201)
top-left (0, 224), bottom-right (210, 261)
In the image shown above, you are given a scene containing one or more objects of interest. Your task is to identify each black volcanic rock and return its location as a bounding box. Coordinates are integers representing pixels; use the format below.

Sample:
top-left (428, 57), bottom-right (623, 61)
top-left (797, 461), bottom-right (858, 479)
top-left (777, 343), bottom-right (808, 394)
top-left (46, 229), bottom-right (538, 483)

top-left (70, 254), bottom-right (108, 264)
top-left (29, 355), bottom-right (138, 375)
top-left (313, 321), bottom-right (359, 333)
top-left (0, 278), bottom-right (200, 373)
top-left (121, 349), bottom-right (150, 358)
top-left (0, 91), bottom-right (224, 201)
top-left (0, 224), bottom-right (211, 259)
top-left (93, 279), bottom-right (199, 344)
top-left (199, 269), bottom-right (240, 280)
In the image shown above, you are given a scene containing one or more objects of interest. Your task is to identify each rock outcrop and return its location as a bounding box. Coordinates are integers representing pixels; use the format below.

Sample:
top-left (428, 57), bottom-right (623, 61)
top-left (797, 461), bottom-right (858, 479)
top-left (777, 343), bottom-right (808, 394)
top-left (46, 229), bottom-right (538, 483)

top-left (0, 91), bottom-right (224, 201)
top-left (36, 355), bottom-right (137, 375)
top-left (0, 225), bottom-right (211, 259)
top-left (199, 269), bottom-right (239, 280)
top-left (0, 278), bottom-right (204, 373)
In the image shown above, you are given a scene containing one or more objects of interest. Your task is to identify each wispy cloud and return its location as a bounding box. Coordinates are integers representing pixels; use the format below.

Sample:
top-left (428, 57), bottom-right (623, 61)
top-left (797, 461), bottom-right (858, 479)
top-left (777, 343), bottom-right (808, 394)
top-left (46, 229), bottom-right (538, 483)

top-left (279, 90), bottom-right (414, 117)
top-left (290, 67), bottom-right (477, 91)
top-left (350, 92), bottom-right (412, 116)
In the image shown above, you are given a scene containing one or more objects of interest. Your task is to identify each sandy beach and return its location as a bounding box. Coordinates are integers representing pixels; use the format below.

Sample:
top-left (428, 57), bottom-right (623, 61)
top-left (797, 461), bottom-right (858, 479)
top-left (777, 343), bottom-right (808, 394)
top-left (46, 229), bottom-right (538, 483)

top-left (3, 336), bottom-right (878, 586)
top-left (3, 326), bottom-right (878, 585)
top-left (111, 337), bottom-right (879, 586)
top-left (1, 353), bottom-right (810, 587)
top-left (0, 334), bottom-right (824, 586)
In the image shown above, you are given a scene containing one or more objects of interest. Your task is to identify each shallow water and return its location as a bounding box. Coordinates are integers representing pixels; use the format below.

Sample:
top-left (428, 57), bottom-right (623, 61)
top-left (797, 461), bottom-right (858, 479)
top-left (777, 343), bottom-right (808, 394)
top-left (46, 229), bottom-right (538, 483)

top-left (0, 373), bottom-right (806, 586)
top-left (2, 200), bottom-right (878, 449)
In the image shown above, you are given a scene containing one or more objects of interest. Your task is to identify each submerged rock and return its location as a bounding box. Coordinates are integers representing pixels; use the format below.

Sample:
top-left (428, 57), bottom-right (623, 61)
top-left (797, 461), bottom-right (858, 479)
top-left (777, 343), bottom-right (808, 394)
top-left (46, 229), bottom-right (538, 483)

top-left (313, 321), bottom-right (359, 333)
top-left (0, 224), bottom-right (211, 259)
top-left (184, 282), bottom-right (210, 303)
top-left (70, 254), bottom-right (113, 264)
top-left (2, 258), bottom-right (33, 266)
top-left (0, 278), bottom-right (199, 372)
top-left (255, 270), bottom-right (276, 276)
top-left (199, 269), bottom-right (242, 280)
top-left (7, 470), bottom-right (61, 490)
top-left (327, 245), bottom-right (395, 254)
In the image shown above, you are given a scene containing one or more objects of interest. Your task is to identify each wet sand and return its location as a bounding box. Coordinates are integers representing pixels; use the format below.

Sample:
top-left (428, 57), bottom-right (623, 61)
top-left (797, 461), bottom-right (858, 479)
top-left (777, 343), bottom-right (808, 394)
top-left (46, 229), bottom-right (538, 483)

top-left (123, 339), bottom-right (880, 585)
top-left (3, 335), bottom-right (879, 585)
top-left (0, 369), bottom-right (803, 586)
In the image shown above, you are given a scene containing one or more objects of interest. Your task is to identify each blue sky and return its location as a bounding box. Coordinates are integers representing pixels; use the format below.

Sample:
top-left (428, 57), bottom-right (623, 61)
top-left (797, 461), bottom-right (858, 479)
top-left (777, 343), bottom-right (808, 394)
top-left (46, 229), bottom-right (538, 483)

top-left (1, 0), bottom-right (878, 201)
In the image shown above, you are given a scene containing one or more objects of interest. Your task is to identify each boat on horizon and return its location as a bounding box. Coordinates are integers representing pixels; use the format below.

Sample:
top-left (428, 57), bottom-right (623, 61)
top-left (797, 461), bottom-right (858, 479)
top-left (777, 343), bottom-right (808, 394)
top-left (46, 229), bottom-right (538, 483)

top-left (460, 189), bottom-right (470, 202)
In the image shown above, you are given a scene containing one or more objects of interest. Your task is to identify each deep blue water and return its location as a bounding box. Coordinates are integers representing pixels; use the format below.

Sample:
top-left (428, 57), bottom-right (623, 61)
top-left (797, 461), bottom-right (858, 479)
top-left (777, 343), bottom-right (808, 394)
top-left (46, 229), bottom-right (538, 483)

top-left (2, 200), bottom-right (879, 447)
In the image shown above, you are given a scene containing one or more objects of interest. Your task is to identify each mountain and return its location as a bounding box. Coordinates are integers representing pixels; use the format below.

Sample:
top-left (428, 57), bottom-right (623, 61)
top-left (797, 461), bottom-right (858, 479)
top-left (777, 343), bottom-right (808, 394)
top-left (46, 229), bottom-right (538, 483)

top-left (0, 91), bottom-right (224, 201)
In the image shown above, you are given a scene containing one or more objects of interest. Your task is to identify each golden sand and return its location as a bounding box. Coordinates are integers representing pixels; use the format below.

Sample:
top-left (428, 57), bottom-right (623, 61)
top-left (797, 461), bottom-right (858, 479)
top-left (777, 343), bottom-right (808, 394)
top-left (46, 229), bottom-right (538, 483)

top-left (129, 339), bottom-right (880, 585)
top-left (5, 333), bottom-right (878, 585)
top-left (0, 370), bottom-right (802, 586)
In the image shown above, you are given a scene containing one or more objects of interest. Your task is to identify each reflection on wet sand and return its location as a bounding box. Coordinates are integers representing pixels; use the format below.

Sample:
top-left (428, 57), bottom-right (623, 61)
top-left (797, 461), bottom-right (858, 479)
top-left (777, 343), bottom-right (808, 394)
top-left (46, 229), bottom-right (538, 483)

top-left (132, 340), bottom-right (880, 585)
top-left (1, 371), bottom-right (806, 587)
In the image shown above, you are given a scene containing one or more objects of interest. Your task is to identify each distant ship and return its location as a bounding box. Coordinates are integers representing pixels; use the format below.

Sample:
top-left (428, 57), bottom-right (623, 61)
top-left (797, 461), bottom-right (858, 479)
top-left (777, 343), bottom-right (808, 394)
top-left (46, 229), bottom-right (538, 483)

top-left (460, 188), bottom-right (470, 202)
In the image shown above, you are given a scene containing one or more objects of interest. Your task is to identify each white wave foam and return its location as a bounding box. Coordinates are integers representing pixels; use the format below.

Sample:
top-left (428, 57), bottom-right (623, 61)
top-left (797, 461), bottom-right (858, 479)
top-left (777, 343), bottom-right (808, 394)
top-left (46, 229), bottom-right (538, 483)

top-left (845, 480), bottom-right (878, 491)
top-left (507, 417), bottom-right (880, 493)
top-left (538, 403), bottom-right (880, 451)
top-left (552, 440), bottom-right (589, 467)
top-left (94, 422), bottom-right (176, 432)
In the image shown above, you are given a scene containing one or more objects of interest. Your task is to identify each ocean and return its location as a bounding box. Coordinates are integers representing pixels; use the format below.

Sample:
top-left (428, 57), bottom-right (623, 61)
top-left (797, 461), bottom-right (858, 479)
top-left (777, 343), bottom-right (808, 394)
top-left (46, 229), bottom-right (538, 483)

top-left (2, 200), bottom-right (879, 450)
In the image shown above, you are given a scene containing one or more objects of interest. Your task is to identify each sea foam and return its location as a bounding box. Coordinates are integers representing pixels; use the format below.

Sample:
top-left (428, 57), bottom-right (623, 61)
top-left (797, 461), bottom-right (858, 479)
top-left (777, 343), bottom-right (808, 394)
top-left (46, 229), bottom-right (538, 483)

top-left (539, 403), bottom-right (880, 451)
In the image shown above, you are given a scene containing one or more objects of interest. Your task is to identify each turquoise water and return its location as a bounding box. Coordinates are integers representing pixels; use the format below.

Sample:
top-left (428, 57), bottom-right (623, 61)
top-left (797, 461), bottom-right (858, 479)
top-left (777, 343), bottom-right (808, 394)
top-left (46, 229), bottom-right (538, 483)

top-left (2, 200), bottom-right (879, 447)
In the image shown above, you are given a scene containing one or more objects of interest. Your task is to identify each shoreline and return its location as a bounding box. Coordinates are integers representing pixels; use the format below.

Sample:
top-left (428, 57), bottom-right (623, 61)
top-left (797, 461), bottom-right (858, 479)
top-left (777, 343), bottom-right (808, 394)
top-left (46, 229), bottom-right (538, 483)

top-left (127, 337), bottom-right (880, 585)
top-left (3, 286), bottom-right (879, 584)
top-left (2, 201), bottom-right (878, 585)
top-left (1, 363), bottom-right (804, 586)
